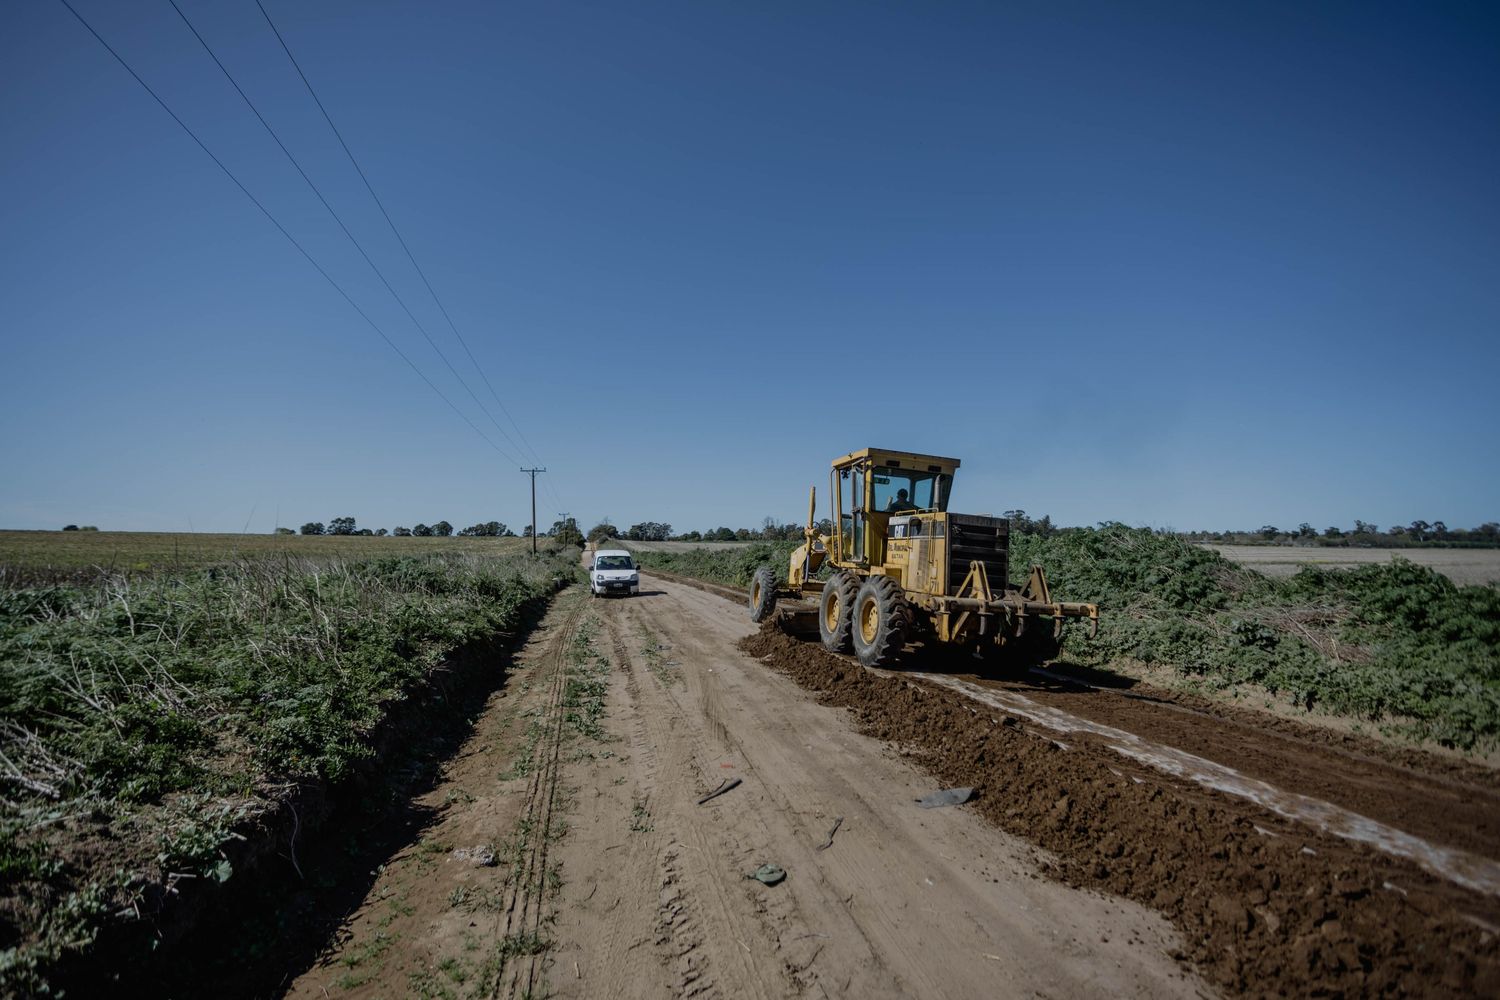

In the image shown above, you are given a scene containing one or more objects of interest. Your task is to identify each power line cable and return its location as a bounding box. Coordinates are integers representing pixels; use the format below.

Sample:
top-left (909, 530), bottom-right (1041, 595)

top-left (165, 0), bottom-right (525, 465)
top-left (54, 0), bottom-right (511, 458)
top-left (254, 0), bottom-right (547, 468)
top-left (543, 478), bottom-right (569, 519)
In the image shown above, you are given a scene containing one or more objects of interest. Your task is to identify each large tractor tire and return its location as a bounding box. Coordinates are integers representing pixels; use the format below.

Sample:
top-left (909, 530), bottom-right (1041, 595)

top-left (818, 571), bottom-right (859, 653)
top-left (851, 575), bottom-right (912, 668)
top-left (748, 566), bottom-right (778, 623)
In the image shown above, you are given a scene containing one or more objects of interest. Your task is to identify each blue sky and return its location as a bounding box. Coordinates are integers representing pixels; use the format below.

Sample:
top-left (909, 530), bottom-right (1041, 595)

top-left (2, 0), bottom-right (1496, 535)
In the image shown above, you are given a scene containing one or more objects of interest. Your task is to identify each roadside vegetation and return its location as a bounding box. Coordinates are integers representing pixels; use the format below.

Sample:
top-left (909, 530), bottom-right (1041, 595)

top-left (0, 548), bottom-right (578, 994)
top-left (1013, 526), bottom-right (1500, 749)
top-left (631, 528), bottom-right (1500, 751)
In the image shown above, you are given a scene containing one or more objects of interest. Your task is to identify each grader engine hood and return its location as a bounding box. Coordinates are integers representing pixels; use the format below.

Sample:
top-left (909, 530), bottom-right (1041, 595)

top-left (945, 514), bottom-right (1009, 596)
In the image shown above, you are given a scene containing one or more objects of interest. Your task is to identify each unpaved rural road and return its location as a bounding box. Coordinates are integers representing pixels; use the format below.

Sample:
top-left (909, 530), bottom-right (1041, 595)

top-left (281, 575), bottom-right (1500, 998)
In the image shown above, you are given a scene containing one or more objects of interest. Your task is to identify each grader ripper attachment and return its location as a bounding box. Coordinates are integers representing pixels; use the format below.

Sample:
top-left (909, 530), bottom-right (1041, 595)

top-left (747, 448), bottom-right (1099, 668)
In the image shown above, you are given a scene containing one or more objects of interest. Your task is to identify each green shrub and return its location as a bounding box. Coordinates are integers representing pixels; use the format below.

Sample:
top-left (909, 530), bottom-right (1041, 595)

top-left (1015, 526), bottom-right (1500, 749)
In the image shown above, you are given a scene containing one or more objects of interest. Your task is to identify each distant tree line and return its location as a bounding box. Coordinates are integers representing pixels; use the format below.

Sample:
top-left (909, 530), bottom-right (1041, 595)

top-left (59, 525), bottom-right (100, 532)
top-left (233, 510), bottom-right (1500, 551)
top-left (458, 521), bottom-right (512, 537)
top-left (1180, 521), bottom-right (1500, 548)
top-left (578, 508), bottom-right (1498, 551)
top-left (286, 517), bottom-right (522, 539)
top-left (297, 518), bottom-right (390, 536)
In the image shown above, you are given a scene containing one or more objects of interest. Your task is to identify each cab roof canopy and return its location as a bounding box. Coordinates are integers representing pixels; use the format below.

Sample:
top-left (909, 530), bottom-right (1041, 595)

top-left (831, 448), bottom-right (961, 475)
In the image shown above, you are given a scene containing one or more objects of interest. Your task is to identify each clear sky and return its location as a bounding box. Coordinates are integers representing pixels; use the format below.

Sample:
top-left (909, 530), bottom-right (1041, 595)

top-left (2, 0), bottom-right (1497, 536)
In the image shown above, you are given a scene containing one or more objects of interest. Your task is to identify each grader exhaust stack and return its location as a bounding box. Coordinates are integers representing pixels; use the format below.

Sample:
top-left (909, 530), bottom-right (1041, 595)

top-left (748, 448), bottom-right (1099, 668)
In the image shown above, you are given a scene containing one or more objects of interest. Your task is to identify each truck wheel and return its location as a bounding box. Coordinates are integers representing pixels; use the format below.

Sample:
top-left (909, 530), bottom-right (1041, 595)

top-left (749, 566), bottom-right (778, 623)
top-left (818, 571), bottom-right (858, 653)
top-left (851, 576), bottom-right (911, 668)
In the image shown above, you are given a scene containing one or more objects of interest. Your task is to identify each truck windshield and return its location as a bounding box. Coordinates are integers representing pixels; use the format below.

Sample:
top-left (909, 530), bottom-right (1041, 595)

top-left (872, 469), bottom-right (945, 512)
top-left (596, 555), bottom-right (635, 570)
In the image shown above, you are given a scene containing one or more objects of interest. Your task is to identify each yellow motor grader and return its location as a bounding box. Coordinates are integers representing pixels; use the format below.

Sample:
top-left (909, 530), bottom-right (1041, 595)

top-left (749, 448), bottom-right (1099, 667)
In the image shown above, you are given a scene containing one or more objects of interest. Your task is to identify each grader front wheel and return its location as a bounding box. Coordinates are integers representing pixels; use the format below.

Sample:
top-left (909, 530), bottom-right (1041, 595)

top-left (850, 576), bottom-right (911, 668)
top-left (749, 566), bottom-right (778, 623)
top-left (818, 571), bottom-right (858, 653)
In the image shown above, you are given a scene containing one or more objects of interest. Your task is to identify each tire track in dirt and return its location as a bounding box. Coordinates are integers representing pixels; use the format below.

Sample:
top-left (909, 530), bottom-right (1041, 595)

top-left (490, 589), bottom-right (588, 1000)
top-left (607, 605), bottom-right (790, 999)
top-left (559, 595), bottom-right (877, 999)
top-left (613, 594), bottom-right (898, 998)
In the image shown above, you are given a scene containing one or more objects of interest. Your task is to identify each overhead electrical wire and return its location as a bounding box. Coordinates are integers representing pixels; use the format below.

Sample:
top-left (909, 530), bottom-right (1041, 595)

top-left (545, 480), bottom-right (570, 520)
top-left (165, 0), bottom-right (526, 466)
top-left (253, 0), bottom-right (548, 471)
top-left (254, 0), bottom-right (574, 521)
top-left (53, 0), bottom-right (512, 458)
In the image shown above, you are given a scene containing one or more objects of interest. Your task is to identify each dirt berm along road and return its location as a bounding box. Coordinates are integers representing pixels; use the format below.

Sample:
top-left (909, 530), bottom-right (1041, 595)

top-left (281, 574), bottom-right (1499, 999)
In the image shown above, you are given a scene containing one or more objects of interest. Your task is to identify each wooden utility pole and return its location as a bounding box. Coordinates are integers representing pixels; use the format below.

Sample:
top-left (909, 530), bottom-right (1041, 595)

top-left (521, 468), bottom-right (546, 554)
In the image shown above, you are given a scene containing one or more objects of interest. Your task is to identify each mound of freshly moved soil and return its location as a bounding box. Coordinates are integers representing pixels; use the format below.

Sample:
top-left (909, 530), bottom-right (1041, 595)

top-left (740, 624), bottom-right (1500, 998)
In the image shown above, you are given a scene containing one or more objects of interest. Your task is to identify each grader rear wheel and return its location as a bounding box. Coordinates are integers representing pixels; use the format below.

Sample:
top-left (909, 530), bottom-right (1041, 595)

top-left (749, 566), bottom-right (778, 623)
top-left (851, 575), bottom-right (911, 668)
top-left (818, 571), bottom-right (858, 653)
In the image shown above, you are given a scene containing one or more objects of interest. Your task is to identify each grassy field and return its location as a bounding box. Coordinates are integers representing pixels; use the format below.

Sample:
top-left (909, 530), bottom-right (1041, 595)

top-left (631, 528), bottom-right (1500, 752)
top-left (1208, 544), bottom-right (1500, 587)
top-left (0, 536), bottom-right (579, 994)
top-left (0, 530), bottom-right (546, 585)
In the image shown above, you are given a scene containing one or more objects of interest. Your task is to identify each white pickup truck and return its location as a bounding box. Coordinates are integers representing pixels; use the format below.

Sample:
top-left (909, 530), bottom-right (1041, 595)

top-left (589, 549), bottom-right (640, 597)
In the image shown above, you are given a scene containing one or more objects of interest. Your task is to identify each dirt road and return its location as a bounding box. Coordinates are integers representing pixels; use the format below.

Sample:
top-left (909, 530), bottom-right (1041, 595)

top-left (283, 581), bottom-right (1199, 998)
top-left (280, 575), bottom-right (1500, 998)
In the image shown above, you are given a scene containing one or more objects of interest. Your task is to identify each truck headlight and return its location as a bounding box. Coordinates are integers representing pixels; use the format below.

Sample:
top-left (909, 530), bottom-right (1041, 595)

top-left (596, 575), bottom-right (605, 583)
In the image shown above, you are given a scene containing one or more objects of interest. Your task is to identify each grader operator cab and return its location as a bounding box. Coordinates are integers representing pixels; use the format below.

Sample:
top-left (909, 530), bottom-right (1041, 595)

top-left (748, 448), bottom-right (1099, 667)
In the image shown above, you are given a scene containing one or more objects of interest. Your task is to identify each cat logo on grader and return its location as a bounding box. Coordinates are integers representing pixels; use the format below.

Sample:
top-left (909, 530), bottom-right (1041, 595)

top-left (749, 448), bottom-right (1099, 667)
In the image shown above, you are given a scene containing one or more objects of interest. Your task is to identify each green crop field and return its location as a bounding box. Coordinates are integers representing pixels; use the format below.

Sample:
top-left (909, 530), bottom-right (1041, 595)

top-left (0, 530), bottom-right (546, 585)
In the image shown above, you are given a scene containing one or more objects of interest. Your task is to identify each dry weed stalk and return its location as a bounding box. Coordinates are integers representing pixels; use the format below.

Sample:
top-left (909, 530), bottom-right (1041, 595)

top-left (0, 721), bottom-right (80, 800)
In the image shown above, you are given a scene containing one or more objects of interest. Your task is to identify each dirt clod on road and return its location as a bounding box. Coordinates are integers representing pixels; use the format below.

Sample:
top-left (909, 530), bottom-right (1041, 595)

top-left (741, 623), bottom-right (1500, 997)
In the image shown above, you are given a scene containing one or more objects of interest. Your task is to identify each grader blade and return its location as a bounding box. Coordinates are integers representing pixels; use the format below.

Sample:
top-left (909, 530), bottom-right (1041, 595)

top-left (776, 607), bottom-right (820, 638)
